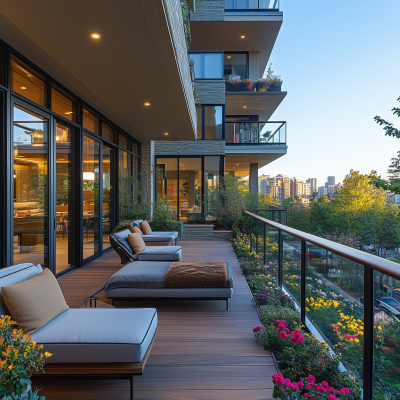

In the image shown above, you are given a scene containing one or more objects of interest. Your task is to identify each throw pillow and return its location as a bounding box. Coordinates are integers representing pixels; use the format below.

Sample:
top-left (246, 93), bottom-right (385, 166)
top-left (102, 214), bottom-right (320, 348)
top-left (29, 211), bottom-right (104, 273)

top-left (140, 220), bottom-right (152, 235)
top-left (128, 232), bottom-right (146, 255)
top-left (130, 226), bottom-right (143, 235)
top-left (2, 268), bottom-right (69, 335)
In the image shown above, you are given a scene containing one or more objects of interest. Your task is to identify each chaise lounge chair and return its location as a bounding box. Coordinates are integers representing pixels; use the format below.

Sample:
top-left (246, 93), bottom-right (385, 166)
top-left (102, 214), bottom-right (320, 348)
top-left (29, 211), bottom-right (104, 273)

top-left (95, 260), bottom-right (234, 310)
top-left (131, 220), bottom-right (179, 246)
top-left (0, 263), bottom-right (158, 400)
top-left (109, 229), bottom-right (182, 265)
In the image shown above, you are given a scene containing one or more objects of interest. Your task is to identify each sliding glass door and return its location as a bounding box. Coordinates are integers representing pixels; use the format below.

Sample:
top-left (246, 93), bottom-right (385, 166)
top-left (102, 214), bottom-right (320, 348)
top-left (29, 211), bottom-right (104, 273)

top-left (13, 105), bottom-right (48, 267)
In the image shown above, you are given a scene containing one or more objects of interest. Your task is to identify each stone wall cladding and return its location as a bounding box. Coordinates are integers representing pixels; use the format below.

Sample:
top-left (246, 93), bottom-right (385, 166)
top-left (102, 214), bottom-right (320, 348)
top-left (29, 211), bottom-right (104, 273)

top-left (154, 140), bottom-right (225, 156)
top-left (140, 141), bottom-right (155, 215)
top-left (163, 0), bottom-right (197, 133)
top-left (182, 225), bottom-right (232, 241)
top-left (195, 81), bottom-right (225, 104)
top-left (191, 0), bottom-right (225, 21)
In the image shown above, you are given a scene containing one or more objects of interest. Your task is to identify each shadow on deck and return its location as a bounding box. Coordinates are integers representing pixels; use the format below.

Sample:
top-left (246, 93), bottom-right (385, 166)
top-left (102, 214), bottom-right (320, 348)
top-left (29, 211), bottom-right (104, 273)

top-left (33, 241), bottom-right (276, 400)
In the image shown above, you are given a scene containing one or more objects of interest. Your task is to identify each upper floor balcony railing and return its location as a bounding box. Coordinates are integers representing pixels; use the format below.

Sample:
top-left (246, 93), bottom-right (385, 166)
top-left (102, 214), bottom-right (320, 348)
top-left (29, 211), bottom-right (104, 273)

top-left (225, 121), bottom-right (286, 145)
top-left (243, 210), bottom-right (400, 399)
top-left (225, 0), bottom-right (280, 11)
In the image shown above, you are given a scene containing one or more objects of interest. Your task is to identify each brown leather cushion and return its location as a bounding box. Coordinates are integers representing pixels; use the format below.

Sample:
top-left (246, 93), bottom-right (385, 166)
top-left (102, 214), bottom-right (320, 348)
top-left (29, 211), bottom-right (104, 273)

top-left (130, 226), bottom-right (142, 236)
top-left (2, 268), bottom-right (69, 335)
top-left (128, 232), bottom-right (146, 255)
top-left (140, 220), bottom-right (152, 235)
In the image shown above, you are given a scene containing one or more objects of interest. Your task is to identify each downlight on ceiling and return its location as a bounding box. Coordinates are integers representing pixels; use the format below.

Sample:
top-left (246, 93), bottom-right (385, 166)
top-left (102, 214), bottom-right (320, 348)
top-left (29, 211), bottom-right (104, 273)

top-left (144, 103), bottom-right (151, 106)
top-left (90, 33), bottom-right (101, 39)
top-left (241, 35), bottom-right (245, 39)
top-left (164, 132), bottom-right (169, 136)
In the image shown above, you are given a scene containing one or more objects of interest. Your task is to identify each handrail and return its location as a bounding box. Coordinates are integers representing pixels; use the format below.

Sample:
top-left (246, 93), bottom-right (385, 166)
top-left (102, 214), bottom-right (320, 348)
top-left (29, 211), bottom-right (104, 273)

top-left (244, 210), bottom-right (400, 280)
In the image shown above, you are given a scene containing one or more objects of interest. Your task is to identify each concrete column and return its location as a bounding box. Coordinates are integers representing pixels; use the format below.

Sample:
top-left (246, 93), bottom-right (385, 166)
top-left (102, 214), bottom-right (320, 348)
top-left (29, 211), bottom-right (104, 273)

top-left (140, 141), bottom-right (154, 217)
top-left (248, 52), bottom-right (260, 80)
top-left (249, 163), bottom-right (259, 194)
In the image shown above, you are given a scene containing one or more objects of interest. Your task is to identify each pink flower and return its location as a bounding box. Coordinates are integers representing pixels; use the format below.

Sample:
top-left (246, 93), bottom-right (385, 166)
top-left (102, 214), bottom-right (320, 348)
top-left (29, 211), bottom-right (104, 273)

top-left (279, 331), bottom-right (288, 340)
top-left (284, 328), bottom-right (290, 332)
top-left (290, 336), bottom-right (298, 344)
top-left (310, 397), bottom-right (316, 400)
top-left (306, 384), bottom-right (313, 389)
top-left (327, 387), bottom-right (336, 394)
top-left (340, 388), bottom-right (350, 395)
top-left (304, 394), bottom-right (310, 398)
top-left (292, 329), bottom-right (302, 337)
top-left (271, 322), bottom-right (274, 327)
top-left (253, 326), bottom-right (262, 333)
top-left (298, 335), bottom-right (305, 343)
top-left (321, 381), bottom-right (329, 389)
top-left (316, 386), bottom-right (325, 393)
top-left (328, 396), bottom-right (338, 400)
top-left (297, 382), bottom-right (304, 388)
top-left (306, 375), bottom-right (316, 384)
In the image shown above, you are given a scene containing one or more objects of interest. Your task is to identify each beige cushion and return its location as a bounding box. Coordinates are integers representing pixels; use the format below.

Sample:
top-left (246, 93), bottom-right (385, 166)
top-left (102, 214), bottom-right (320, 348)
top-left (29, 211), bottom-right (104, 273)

top-left (2, 268), bottom-right (69, 335)
top-left (130, 226), bottom-right (142, 236)
top-left (140, 220), bottom-right (152, 235)
top-left (128, 232), bottom-right (146, 255)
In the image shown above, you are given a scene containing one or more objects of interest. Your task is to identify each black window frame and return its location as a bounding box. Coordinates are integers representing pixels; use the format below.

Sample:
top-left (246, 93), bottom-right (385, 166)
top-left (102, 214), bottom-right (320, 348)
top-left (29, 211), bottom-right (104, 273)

top-left (223, 52), bottom-right (249, 80)
top-left (188, 51), bottom-right (224, 80)
top-left (197, 104), bottom-right (225, 140)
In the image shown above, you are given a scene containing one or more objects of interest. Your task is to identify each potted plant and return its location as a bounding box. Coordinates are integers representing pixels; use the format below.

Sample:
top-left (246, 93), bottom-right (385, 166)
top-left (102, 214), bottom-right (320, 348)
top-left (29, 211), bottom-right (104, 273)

top-left (225, 76), bottom-right (256, 91)
top-left (265, 64), bottom-right (282, 91)
top-left (257, 79), bottom-right (270, 92)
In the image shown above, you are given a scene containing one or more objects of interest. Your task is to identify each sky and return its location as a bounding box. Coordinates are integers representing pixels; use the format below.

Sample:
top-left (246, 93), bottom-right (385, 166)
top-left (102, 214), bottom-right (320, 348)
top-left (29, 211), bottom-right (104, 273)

top-left (258, 0), bottom-right (400, 187)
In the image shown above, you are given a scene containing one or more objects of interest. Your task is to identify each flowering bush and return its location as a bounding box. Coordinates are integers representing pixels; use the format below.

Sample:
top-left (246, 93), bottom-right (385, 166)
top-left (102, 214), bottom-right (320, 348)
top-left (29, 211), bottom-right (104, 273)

top-left (272, 373), bottom-right (356, 400)
top-left (0, 315), bottom-right (52, 399)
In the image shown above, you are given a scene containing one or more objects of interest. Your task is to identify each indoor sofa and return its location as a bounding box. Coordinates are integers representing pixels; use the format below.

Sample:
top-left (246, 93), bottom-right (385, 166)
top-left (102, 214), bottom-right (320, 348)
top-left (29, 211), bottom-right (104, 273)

top-left (0, 263), bottom-right (158, 399)
top-left (110, 229), bottom-right (182, 265)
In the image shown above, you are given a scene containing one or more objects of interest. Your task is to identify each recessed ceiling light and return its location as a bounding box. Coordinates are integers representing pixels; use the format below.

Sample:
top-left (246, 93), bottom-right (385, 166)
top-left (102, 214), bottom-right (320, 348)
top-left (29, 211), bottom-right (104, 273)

top-left (144, 102), bottom-right (151, 106)
top-left (59, 158), bottom-right (65, 161)
top-left (241, 35), bottom-right (245, 39)
top-left (21, 87), bottom-right (26, 90)
top-left (243, 106), bottom-right (247, 108)
top-left (65, 111), bottom-right (73, 114)
top-left (90, 33), bottom-right (101, 39)
top-left (227, 56), bottom-right (231, 59)
top-left (164, 132), bottom-right (169, 136)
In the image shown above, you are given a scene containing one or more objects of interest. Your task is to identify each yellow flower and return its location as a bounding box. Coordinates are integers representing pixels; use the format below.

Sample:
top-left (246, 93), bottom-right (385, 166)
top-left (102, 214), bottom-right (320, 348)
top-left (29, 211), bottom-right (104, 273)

top-left (306, 307), bottom-right (310, 312)
top-left (44, 352), bottom-right (53, 358)
top-left (378, 326), bottom-right (382, 331)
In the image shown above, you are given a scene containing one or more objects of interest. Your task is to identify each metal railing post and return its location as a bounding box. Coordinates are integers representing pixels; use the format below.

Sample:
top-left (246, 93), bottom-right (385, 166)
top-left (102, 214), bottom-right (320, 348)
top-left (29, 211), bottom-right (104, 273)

top-left (256, 220), bottom-right (259, 255)
top-left (363, 265), bottom-right (374, 400)
top-left (301, 239), bottom-right (306, 323)
top-left (278, 230), bottom-right (283, 286)
top-left (263, 222), bottom-right (266, 264)
top-left (250, 217), bottom-right (253, 252)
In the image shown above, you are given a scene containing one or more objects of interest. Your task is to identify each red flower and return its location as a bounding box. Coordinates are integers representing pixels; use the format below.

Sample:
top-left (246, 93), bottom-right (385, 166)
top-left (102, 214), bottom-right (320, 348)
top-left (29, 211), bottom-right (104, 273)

top-left (340, 388), bottom-right (350, 395)
top-left (327, 396), bottom-right (338, 400)
top-left (315, 386), bottom-right (325, 393)
top-left (304, 394), bottom-right (310, 398)
top-left (306, 375), bottom-right (316, 384)
top-left (321, 381), bottom-right (329, 389)
top-left (279, 331), bottom-right (288, 340)
top-left (290, 336), bottom-right (298, 344)
top-left (253, 326), bottom-right (262, 333)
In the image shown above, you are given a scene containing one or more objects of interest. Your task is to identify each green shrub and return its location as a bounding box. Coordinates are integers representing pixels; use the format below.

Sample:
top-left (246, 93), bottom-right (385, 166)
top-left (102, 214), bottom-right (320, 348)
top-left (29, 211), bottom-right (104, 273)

top-left (150, 220), bottom-right (184, 239)
top-left (259, 305), bottom-right (300, 331)
top-left (112, 220), bottom-right (133, 233)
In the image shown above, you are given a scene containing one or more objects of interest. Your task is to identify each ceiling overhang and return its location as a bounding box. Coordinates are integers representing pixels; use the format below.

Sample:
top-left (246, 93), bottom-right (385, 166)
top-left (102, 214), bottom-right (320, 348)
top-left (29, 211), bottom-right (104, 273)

top-left (225, 92), bottom-right (286, 120)
top-left (190, 16), bottom-right (282, 76)
top-left (0, 0), bottom-right (196, 142)
top-left (225, 145), bottom-right (287, 171)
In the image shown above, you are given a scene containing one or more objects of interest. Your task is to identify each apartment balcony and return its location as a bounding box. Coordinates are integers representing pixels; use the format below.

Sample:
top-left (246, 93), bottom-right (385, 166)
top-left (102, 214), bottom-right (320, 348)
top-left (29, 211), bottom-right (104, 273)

top-left (225, 121), bottom-right (287, 174)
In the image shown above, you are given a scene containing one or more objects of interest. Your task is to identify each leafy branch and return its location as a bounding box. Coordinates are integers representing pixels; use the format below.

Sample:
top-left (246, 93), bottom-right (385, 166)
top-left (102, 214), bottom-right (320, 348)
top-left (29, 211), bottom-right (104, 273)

top-left (374, 96), bottom-right (400, 138)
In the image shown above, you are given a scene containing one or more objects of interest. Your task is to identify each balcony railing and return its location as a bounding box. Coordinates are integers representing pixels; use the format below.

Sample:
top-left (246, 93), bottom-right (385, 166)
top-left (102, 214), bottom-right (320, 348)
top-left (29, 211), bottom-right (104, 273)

top-left (225, 0), bottom-right (280, 11)
top-left (225, 121), bottom-right (286, 145)
top-left (243, 210), bottom-right (400, 400)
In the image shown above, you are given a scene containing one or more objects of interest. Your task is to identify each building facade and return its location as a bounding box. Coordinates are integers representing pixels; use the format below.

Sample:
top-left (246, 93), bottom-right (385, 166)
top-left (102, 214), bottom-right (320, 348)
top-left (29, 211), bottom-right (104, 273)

top-left (306, 178), bottom-right (317, 194)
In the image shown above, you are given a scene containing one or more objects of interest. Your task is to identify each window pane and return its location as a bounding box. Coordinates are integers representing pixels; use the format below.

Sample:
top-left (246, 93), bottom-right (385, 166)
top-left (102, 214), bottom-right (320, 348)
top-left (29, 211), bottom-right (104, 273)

top-left (204, 106), bottom-right (223, 140)
top-left (103, 145), bottom-right (113, 250)
top-left (204, 156), bottom-right (220, 218)
top-left (83, 135), bottom-right (100, 259)
top-left (51, 89), bottom-right (75, 122)
top-left (204, 53), bottom-right (223, 79)
top-left (83, 108), bottom-right (99, 134)
top-left (119, 134), bottom-right (129, 151)
top-left (0, 46), bottom-right (6, 87)
top-left (11, 57), bottom-right (47, 106)
top-left (157, 158), bottom-right (178, 219)
top-left (224, 53), bottom-right (247, 79)
top-left (179, 158), bottom-right (202, 221)
top-left (55, 123), bottom-right (76, 273)
top-left (102, 122), bottom-right (115, 142)
top-left (132, 142), bottom-right (139, 155)
top-left (119, 150), bottom-right (132, 221)
top-left (13, 105), bottom-right (48, 267)
top-left (191, 53), bottom-right (204, 80)
top-left (196, 106), bottom-right (202, 139)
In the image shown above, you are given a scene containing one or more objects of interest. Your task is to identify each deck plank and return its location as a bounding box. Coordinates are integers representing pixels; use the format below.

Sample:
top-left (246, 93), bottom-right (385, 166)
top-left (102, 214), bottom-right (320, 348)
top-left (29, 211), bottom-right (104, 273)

top-left (33, 241), bottom-right (276, 399)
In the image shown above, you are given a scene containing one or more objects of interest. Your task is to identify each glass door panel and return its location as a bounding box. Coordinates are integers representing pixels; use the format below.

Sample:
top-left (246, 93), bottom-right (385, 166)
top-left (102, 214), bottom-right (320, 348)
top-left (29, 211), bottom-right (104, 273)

top-left (55, 123), bottom-right (75, 273)
top-left (179, 158), bottom-right (201, 221)
top-left (83, 135), bottom-right (100, 259)
top-left (13, 105), bottom-right (48, 267)
top-left (102, 145), bottom-right (113, 249)
top-left (156, 158), bottom-right (178, 219)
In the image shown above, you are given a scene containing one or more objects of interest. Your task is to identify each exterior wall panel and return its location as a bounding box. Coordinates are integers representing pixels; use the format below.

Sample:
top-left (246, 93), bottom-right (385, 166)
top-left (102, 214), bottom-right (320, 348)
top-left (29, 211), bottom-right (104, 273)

top-left (194, 81), bottom-right (225, 104)
top-left (154, 140), bottom-right (225, 156)
top-left (191, 0), bottom-right (225, 21)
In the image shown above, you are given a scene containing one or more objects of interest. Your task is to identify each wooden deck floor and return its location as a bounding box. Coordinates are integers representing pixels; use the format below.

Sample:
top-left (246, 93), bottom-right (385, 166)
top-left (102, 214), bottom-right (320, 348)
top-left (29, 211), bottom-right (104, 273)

top-left (33, 241), bottom-right (276, 400)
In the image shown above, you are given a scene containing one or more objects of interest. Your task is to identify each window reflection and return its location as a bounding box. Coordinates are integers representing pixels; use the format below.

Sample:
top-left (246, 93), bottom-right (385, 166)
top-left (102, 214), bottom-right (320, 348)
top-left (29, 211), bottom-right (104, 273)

top-left (224, 53), bottom-right (247, 79)
top-left (103, 145), bottom-right (113, 249)
top-left (13, 105), bottom-right (48, 267)
top-left (190, 53), bottom-right (223, 79)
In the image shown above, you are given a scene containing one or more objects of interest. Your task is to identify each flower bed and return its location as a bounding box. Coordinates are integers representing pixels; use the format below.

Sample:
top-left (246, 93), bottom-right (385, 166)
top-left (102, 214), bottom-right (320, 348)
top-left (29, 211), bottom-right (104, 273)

top-left (231, 231), bottom-right (400, 400)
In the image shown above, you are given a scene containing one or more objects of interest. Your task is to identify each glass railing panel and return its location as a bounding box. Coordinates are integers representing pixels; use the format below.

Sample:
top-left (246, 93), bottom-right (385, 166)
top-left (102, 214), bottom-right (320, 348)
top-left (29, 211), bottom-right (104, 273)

top-left (282, 232), bottom-right (302, 305)
top-left (225, 0), bottom-right (279, 10)
top-left (305, 241), bottom-right (364, 386)
top-left (373, 270), bottom-right (400, 399)
top-left (225, 122), bottom-right (286, 144)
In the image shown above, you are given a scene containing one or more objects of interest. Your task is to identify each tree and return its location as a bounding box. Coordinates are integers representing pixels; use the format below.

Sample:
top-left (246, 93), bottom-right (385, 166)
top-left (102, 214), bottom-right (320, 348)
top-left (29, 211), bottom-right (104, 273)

top-left (309, 195), bottom-right (335, 235)
top-left (374, 96), bottom-right (400, 138)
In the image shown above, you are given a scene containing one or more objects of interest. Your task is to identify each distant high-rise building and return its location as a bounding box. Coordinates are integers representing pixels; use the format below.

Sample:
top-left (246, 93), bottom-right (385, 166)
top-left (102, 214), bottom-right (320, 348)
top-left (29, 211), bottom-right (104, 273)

top-left (317, 186), bottom-right (328, 198)
top-left (325, 176), bottom-right (335, 187)
top-left (306, 178), bottom-right (317, 193)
